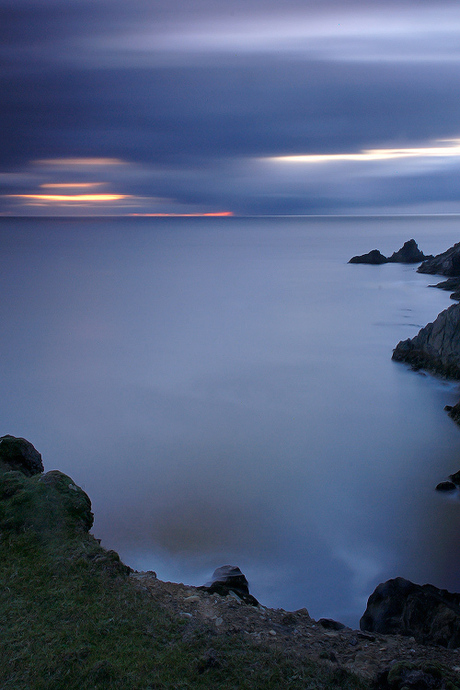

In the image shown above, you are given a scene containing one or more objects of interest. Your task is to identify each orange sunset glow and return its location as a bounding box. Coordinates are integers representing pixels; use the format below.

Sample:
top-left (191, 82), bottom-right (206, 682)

top-left (9, 194), bottom-right (130, 202)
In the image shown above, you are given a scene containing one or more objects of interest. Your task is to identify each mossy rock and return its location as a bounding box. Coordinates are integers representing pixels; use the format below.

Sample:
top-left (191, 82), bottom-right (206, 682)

top-left (0, 469), bottom-right (93, 536)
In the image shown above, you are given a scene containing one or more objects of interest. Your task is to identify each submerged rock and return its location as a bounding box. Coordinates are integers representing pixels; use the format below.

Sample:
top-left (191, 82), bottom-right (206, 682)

top-left (360, 577), bottom-right (460, 648)
top-left (392, 302), bottom-right (460, 378)
top-left (200, 565), bottom-right (259, 605)
top-left (0, 435), bottom-right (44, 476)
top-left (349, 249), bottom-right (388, 264)
top-left (418, 241), bottom-right (460, 277)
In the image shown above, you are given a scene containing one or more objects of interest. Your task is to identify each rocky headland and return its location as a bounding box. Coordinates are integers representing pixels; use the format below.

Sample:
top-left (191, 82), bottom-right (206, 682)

top-left (3, 434), bottom-right (460, 688)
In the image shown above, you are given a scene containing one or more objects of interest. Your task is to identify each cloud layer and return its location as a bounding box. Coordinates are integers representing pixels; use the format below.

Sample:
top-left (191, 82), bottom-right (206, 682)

top-left (2, 0), bottom-right (460, 214)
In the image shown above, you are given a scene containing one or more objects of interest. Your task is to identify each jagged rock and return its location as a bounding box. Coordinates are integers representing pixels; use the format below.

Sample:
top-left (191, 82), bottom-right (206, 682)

top-left (360, 577), bottom-right (460, 648)
top-left (435, 481), bottom-right (456, 492)
top-left (428, 277), bottom-right (460, 302)
top-left (387, 239), bottom-right (431, 264)
top-left (418, 241), bottom-right (460, 276)
top-left (392, 302), bottom-right (460, 378)
top-left (349, 240), bottom-right (429, 265)
top-left (449, 470), bottom-right (460, 485)
top-left (0, 435), bottom-right (44, 476)
top-left (199, 565), bottom-right (259, 605)
top-left (349, 249), bottom-right (388, 264)
top-left (446, 401), bottom-right (460, 423)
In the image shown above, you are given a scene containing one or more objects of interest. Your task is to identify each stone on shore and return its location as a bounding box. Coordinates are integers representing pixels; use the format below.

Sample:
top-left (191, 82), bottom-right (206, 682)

top-left (200, 565), bottom-right (259, 605)
top-left (0, 435), bottom-right (44, 476)
top-left (392, 302), bottom-right (460, 378)
top-left (418, 241), bottom-right (460, 276)
top-left (360, 577), bottom-right (460, 648)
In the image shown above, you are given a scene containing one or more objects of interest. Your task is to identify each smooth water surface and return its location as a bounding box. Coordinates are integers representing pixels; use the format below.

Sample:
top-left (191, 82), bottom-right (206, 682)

top-left (2, 215), bottom-right (460, 626)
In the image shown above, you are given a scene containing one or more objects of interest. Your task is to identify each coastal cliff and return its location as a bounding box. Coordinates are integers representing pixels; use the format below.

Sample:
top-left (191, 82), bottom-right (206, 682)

top-left (392, 302), bottom-right (460, 378)
top-left (3, 434), bottom-right (460, 688)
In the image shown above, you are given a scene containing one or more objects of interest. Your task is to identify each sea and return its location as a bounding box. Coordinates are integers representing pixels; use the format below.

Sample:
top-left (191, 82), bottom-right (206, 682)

top-left (2, 214), bottom-right (460, 628)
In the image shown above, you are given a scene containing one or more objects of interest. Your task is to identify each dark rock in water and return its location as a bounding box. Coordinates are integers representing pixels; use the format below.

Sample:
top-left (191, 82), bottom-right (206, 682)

top-left (200, 565), bottom-right (259, 605)
top-left (429, 277), bottom-right (460, 292)
top-left (349, 249), bottom-right (388, 264)
top-left (0, 435), bottom-right (44, 476)
top-left (429, 277), bottom-right (460, 301)
top-left (349, 240), bottom-right (429, 265)
top-left (418, 241), bottom-right (460, 276)
top-left (387, 239), bottom-right (431, 264)
top-left (449, 469), bottom-right (460, 485)
top-left (446, 401), bottom-right (460, 424)
top-left (360, 577), bottom-right (460, 648)
top-left (392, 302), bottom-right (460, 378)
top-left (435, 481), bottom-right (456, 492)
top-left (318, 618), bottom-right (346, 631)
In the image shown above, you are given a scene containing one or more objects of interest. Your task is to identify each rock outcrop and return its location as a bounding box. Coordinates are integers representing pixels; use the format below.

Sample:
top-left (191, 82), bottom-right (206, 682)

top-left (200, 565), bottom-right (259, 605)
top-left (418, 242), bottom-right (460, 276)
top-left (349, 239), bottom-right (429, 265)
top-left (349, 249), bottom-right (388, 264)
top-left (0, 435), bottom-right (44, 476)
top-left (387, 239), bottom-right (431, 264)
top-left (392, 302), bottom-right (460, 378)
top-left (0, 435), bottom-right (93, 535)
top-left (360, 577), bottom-right (460, 648)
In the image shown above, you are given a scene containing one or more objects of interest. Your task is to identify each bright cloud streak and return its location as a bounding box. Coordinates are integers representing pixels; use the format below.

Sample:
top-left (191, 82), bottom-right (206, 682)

top-left (40, 183), bottom-right (106, 189)
top-left (10, 194), bottom-right (130, 202)
top-left (34, 158), bottom-right (126, 167)
top-left (268, 139), bottom-right (460, 164)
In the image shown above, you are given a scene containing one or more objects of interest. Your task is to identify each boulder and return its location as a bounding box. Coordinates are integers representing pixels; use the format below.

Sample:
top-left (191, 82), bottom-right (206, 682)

top-left (0, 468), bottom-right (94, 534)
top-left (387, 239), bottom-right (431, 264)
top-left (0, 435), bottom-right (44, 476)
top-left (349, 249), bottom-right (388, 264)
top-left (200, 565), bottom-right (259, 605)
top-left (392, 302), bottom-right (460, 378)
top-left (360, 577), bottom-right (460, 648)
top-left (418, 241), bottom-right (460, 277)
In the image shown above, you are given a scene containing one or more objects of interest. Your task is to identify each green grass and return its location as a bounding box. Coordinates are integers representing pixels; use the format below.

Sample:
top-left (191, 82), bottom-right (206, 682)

top-left (0, 468), bottom-right (370, 689)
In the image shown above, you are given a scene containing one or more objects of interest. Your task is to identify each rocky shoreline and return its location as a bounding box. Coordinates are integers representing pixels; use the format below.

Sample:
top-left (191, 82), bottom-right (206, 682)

top-left (4, 434), bottom-right (460, 687)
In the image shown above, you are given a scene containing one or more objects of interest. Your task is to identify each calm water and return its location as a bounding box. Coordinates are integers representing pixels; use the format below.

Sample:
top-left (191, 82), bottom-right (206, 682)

top-left (2, 214), bottom-right (460, 627)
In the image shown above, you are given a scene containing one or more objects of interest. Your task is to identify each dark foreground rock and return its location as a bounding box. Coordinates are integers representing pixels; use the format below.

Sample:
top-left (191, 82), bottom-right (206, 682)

top-left (0, 434), bottom-right (44, 476)
top-left (418, 241), bottom-right (460, 276)
top-left (392, 302), bottom-right (460, 378)
top-left (360, 577), bottom-right (460, 648)
top-left (199, 565), bottom-right (259, 605)
top-left (349, 239), bottom-right (429, 265)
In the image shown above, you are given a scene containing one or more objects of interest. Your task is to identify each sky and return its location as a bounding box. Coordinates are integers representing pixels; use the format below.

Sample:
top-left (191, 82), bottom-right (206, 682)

top-left (2, 0), bottom-right (460, 216)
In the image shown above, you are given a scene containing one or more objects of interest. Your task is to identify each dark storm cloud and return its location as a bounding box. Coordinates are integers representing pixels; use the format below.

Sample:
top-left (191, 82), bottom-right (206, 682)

top-left (2, 0), bottom-right (460, 213)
